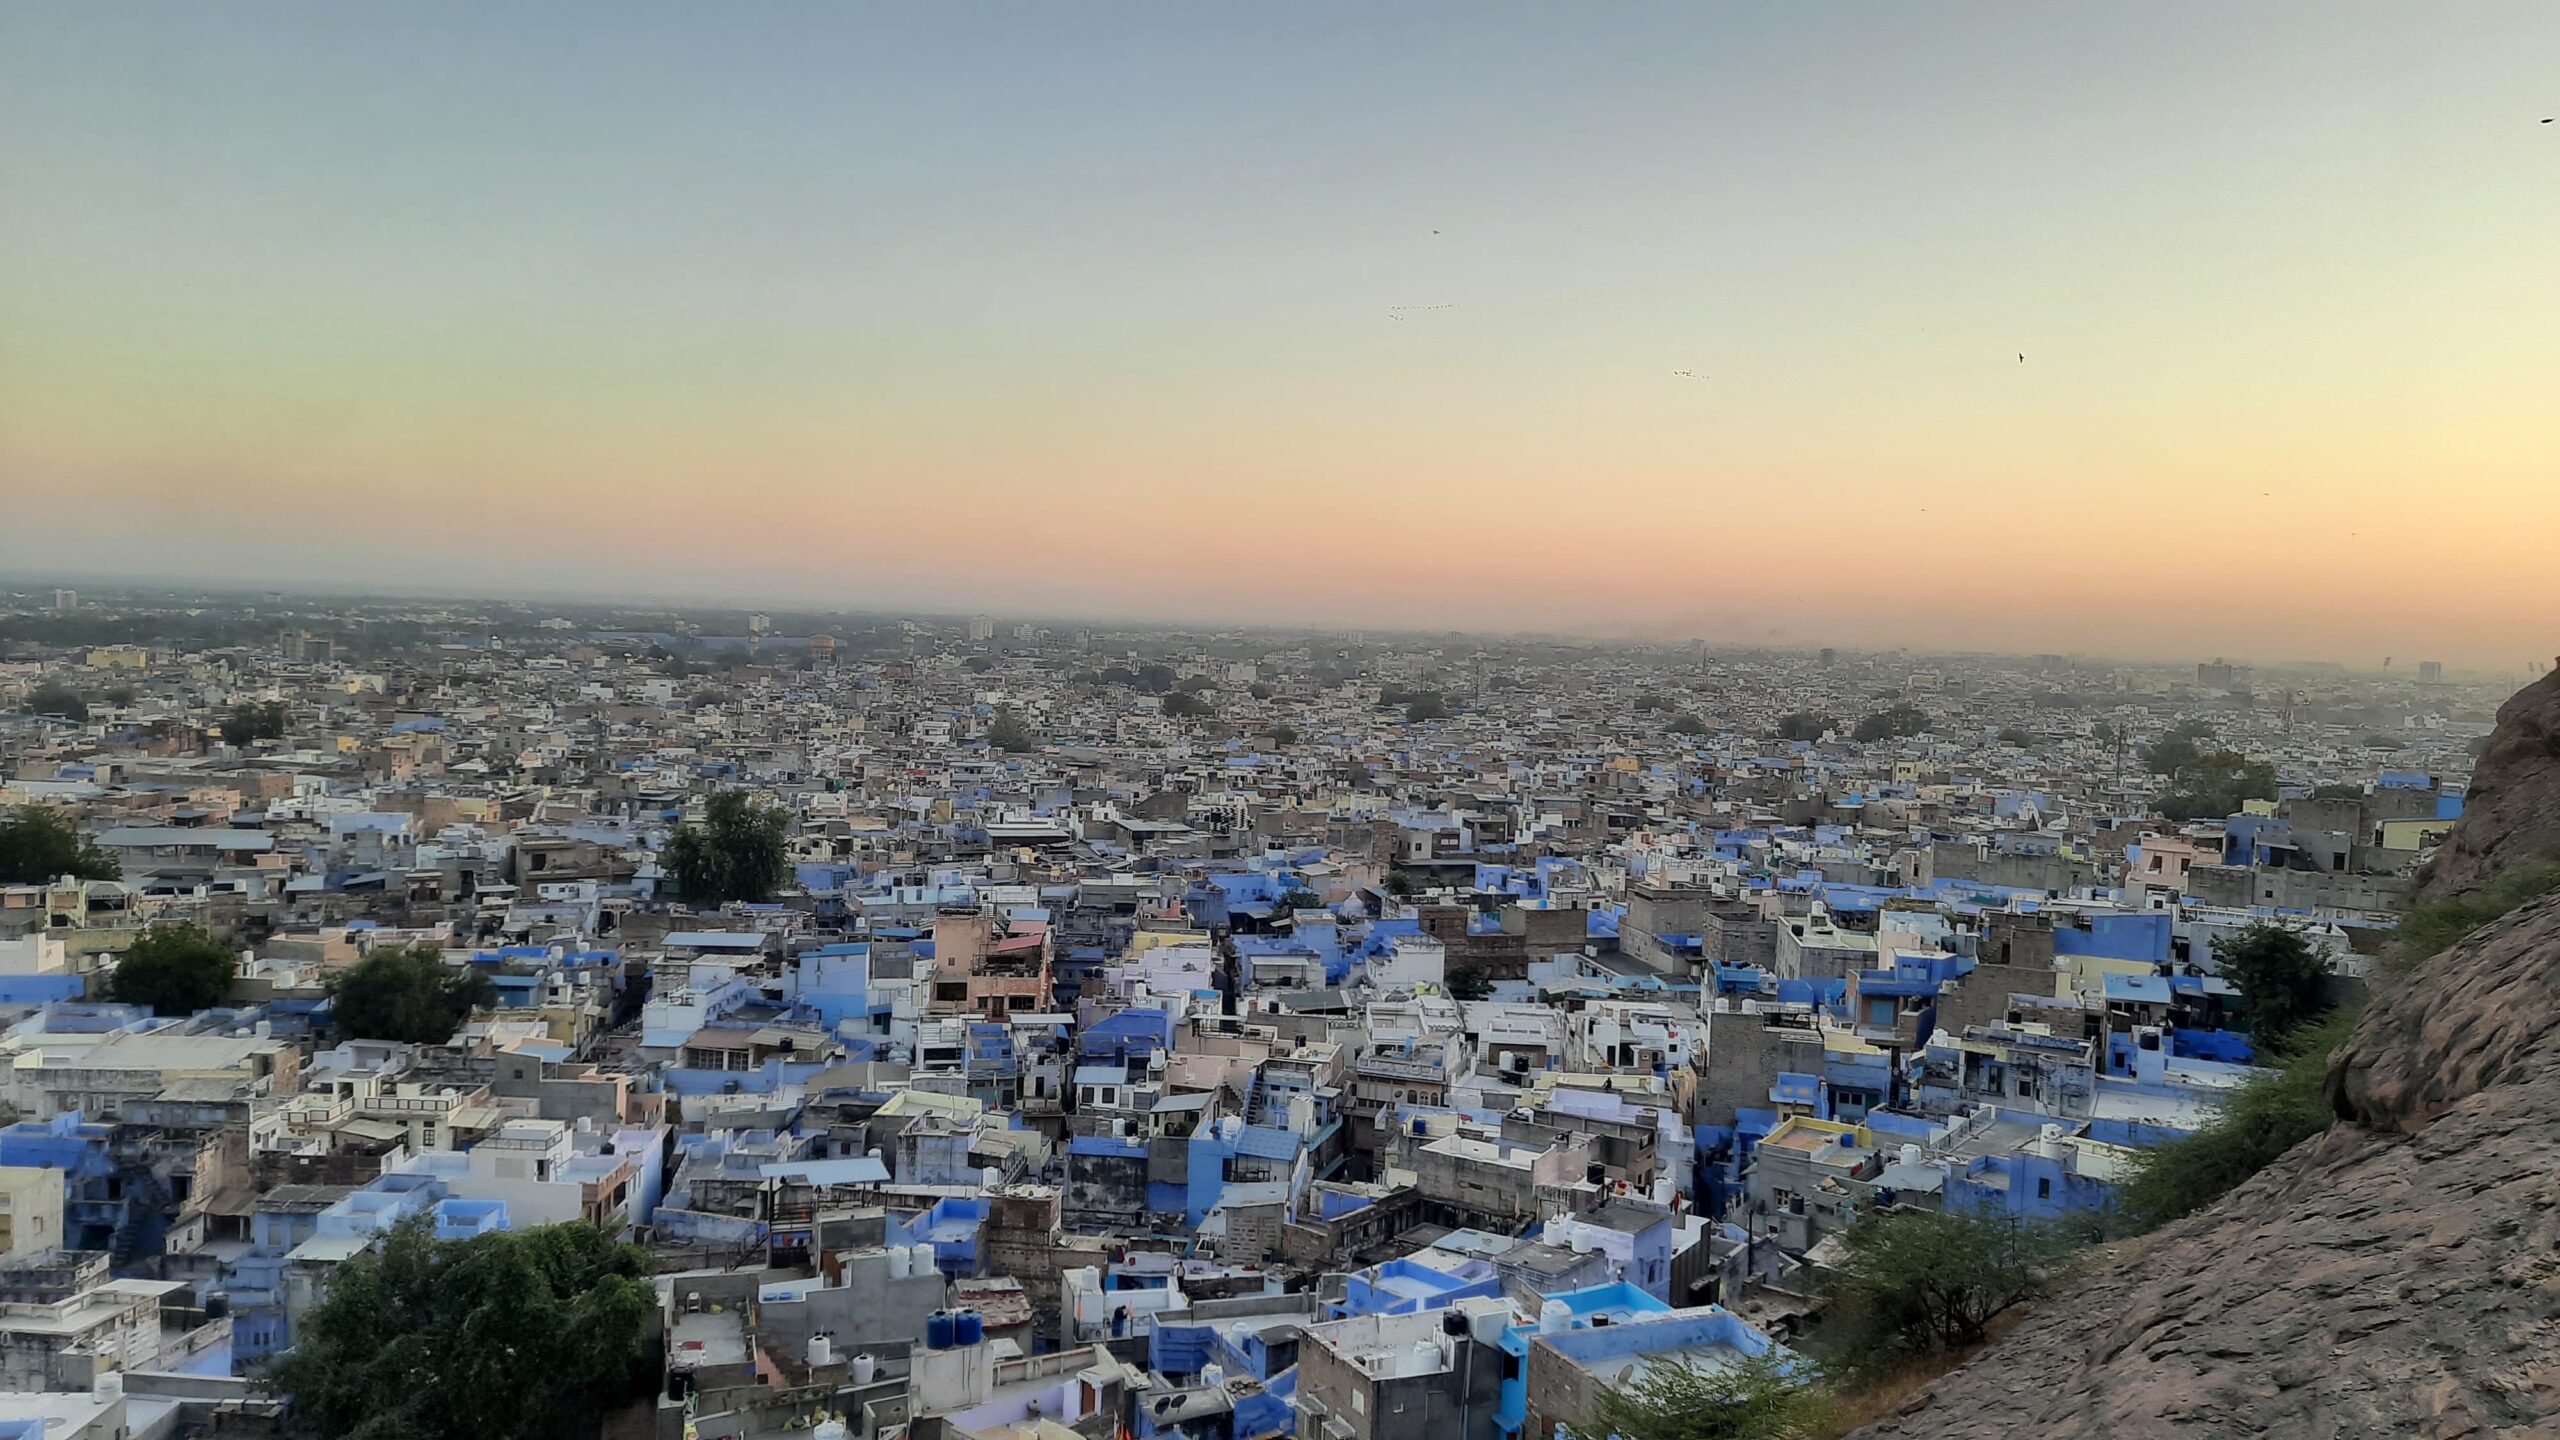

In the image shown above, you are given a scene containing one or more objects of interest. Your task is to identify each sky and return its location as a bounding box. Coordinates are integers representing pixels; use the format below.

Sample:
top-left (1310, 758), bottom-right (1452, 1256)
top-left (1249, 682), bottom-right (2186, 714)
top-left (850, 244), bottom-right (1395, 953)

top-left (4, 3), bottom-right (2557, 668)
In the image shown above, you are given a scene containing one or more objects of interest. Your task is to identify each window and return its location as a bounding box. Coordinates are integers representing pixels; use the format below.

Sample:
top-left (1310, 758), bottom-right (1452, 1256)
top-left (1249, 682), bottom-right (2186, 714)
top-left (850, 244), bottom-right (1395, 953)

top-left (2037, 1177), bottom-right (2052, 1200)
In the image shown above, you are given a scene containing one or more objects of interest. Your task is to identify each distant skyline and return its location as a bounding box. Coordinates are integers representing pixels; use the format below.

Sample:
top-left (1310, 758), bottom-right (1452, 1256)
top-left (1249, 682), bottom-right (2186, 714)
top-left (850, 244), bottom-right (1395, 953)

top-left (5, 4), bottom-right (2558, 666)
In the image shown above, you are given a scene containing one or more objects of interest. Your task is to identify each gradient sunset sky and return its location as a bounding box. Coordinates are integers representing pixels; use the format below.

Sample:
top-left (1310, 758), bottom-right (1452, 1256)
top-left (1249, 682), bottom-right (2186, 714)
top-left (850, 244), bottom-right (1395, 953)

top-left (4, 4), bottom-right (2557, 666)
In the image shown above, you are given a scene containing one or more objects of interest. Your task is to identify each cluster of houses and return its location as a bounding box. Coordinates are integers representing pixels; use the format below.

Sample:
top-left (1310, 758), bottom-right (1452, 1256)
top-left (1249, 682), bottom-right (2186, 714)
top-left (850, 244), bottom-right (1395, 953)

top-left (0, 602), bottom-right (2496, 1438)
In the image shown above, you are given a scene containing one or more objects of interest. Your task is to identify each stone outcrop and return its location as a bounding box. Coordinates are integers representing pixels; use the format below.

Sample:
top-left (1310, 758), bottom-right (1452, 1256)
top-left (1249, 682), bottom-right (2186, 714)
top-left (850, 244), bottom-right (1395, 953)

top-left (1859, 669), bottom-right (2560, 1439)
top-left (2412, 664), bottom-right (2560, 906)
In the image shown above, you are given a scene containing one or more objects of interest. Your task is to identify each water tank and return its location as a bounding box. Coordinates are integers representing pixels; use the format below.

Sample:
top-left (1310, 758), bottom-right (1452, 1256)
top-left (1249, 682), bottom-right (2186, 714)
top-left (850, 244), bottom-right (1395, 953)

top-left (1200, 1362), bottom-right (1225, 1389)
top-left (926, 1310), bottom-right (957, 1351)
top-left (204, 1291), bottom-right (231, 1320)
top-left (1411, 1116), bottom-right (1428, 1137)
top-left (1220, 1116), bottom-right (1243, 1144)
top-left (575, 1116), bottom-right (595, 1134)
top-left (850, 1352), bottom-right (877, 1385)
top-left (808, 1333), bottom-right (835, 1367)
top-left (1539, 1299), bottom-right (1570, 1334)
top-left (1899, 1143), bottom-right (1923, 1168)
top-left (910, 1242), bottom-right (938, 1278)
top-left (868, 1147), bottom-right (885, 1161)
top-left (814, 1422), bottom-right (850, 1440)
top-left (1441, 1308), bottom-right (1470, 1337)
top-left (981, 1165), bottom-right (1001, 1191)
top-left (1412, 1336), bottom-right (1443, 1369)
top-left (1584, 1161), bottom-right (1606, 1187)
top-left (1229, 1323), bottom-right (1253, 1352)
top-left (888, 1247), bottom-right (912, 1280)
top-left (93, 1372), bottom-right (124, 1403)
top-left (954, 1308), bottom-right (984, 1347)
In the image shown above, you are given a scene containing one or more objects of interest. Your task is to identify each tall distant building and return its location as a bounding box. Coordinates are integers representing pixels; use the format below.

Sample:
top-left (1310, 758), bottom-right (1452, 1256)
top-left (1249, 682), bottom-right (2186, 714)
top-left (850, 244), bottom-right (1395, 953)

top-left (967, 614), bottom-right (995, 643)
top-left (2197, 658), bottom-right (2248, 690)
top-left (2419, 660), bottom-right (2444, 684)
top-left (51, 589), bottom-right (75, 612)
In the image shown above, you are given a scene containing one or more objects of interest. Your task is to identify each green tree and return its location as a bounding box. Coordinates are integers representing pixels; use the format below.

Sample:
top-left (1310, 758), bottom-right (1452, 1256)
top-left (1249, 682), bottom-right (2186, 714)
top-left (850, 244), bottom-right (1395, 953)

top-left (1669, 713), bottom-right (1709, 736)
top-left (23, 683), bottom-right (87, 722)
top-left (2309, 782), bottom-right (2366, 801)
top-left (1997, 727), bottom-right (2035, 747)
top-left (103, 686), bottom-right (136, 707)
top-left (220, 700), bottom-right (288, 746)
top-left (1248, 682), bottom-right (1275, 700)
top-left (268, 1218), bottom-right (659, 1440)
top-left (1403, 693), bottom-right (1449, 722)
top-left (1268, 723), bottom-right (1299, 748)
top-left (663, 790), bottom-right (792, 907)
top-left (1382, 870), bottom-right (1417, 899)
top-left (2217, 922), bottom-right (2331, 1042)
top-left (0, 806), bottom-right (119, 884)
top-left (1445, 966), bottom-right (1494, 1001)
top-left (1592, 1352), bottom-right (1829, 1440)
top-left (1852, 704), bottom-right (1930, 743)
top-left (1633, 692), bottom-right (1671, 713)
top-left (2118, 1007), bottom-right (2354, 1229)
top-left (108, 923), bottom-right (235, 1016)
top-left (1135, 662), bottom-right (1178, 694)
top-left (328, 942), bottom-right (497, 1044)
top-left (1826, 1210), bottom-right (2078, 1361)
top-left (2393, 860), bottom-right (2560, 966)
top-left (987, 708), bottom-right (1039, 753)
top-left (1773, 712), bottom-right (1832, 743)
top-left (2143, 734), bottom-right (2203, 777)
top-left (2158, 750), bottom-right (2278, 820)
top-left (964, 655), bottom-right (994, 673)
top-left (1160, 691), bottom-right (1213, 719)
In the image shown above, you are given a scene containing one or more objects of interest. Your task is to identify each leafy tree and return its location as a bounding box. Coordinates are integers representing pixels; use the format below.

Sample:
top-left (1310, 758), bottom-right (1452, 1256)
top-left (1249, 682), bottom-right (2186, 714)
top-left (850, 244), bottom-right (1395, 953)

top-left (1669, 713), bottom-right (1709, 736)
top-left (1773, 712), bottom-right (1833, 743)
top-left (1446, 966), bottom-right (1494, 1002)
top-left (987, 708), bottom-right (1039, 753)
top-left (663, 790), bottom-right (791, 907)
top-left (221, 699), bottom-right (289, 745)
top-left (23, 683), bottom-right (87, 722)
top-left (0, 806), bottom-right (119, 884)
top-left (1381, 871), bottom-right (1417, 899)
top-left (2165, 718), bottom-right (2216, 742)
top-left (1592, 1352), bottom-right (1829, 1440)
top-left (1135, 662), bottom-right (1178, 694)
top-left (1633, 692), bottom-right (1671, 713)
top-left (1270, 887), bottom-right (1322, 916)
top-left (1852, 704), bottom-right (1930, 743)
top-left (2217, 922), bottom-right (2331, 1042)
top-left (2309, 783), bottom-right (2366, 801)
top-left (1269, 723), bottom-right (1299, 748)
top-left (328, 942), bottom-right (497, 1044)
top-left (2158, 750), bottom-right (2278, 821)
top-left (1997, 727), bottom-right (2035, 747)
top-left (2118, 1007), bottom-right (2354, 1229)
top-left (109, 923), bottom-right (236, 1015)
top-left (963, 655), bottom-right (994, 673)
top-left (1403, 693), bottom-right (1449, 722)
top-left (1099, 665), bottom-right (1138, 688)
top-left (103, 686), bottom-right (136, 707)
top-left (2142, 734), bottom-right (2203, 778)
top-left (1160, 691), bottom-right (1213, 719)
top-left (1826, 1210), bottom-right (2077, 1361)
top-left (1247, 682), bottom-right (1275, 700)
top-left (268, 1218), bottom-right (659, 1440)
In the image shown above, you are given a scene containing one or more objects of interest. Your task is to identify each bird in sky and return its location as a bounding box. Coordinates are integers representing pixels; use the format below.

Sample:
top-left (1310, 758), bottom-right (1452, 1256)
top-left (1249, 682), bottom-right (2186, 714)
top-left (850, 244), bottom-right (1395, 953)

top-left (1387, 304), bottom-right (1456, 319)
top-left (1672, 370), bottom-right (1707, 379)
top-left (2018, 353), bottom-right (2026, 362)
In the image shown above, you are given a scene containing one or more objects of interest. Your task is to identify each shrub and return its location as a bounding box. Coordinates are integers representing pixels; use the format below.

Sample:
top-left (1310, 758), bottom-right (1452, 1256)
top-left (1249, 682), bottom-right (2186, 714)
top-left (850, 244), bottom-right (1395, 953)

top-left (2117, 1007), bottom-right (2357, 1229)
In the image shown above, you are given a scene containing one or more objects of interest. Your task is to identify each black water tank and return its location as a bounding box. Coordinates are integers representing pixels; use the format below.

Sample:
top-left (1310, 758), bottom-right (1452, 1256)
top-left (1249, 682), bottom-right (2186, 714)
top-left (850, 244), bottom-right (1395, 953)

top-left (1442, 1309), bottom-right (1469, 1337)
top-left (1585, 1161), bottom-right (1606, 1186)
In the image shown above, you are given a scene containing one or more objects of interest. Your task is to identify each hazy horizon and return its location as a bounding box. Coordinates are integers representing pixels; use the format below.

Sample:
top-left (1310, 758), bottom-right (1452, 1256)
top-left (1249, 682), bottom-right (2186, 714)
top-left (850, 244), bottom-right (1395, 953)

top-left (6, 3), bottom-right (2558, 667)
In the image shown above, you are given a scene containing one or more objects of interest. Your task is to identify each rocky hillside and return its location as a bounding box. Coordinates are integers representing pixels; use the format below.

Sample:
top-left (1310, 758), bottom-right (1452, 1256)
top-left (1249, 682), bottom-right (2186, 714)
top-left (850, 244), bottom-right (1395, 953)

top-left (1859, 669), bottom-right (2560, 1439)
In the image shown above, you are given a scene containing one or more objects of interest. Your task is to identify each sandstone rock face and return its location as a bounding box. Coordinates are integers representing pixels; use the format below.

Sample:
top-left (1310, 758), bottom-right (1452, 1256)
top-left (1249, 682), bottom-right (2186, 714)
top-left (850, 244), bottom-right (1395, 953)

top-left (1858, 672), bottom-right (2560, 1439)
top-left (2413, 665), bottom-right (2560, 906)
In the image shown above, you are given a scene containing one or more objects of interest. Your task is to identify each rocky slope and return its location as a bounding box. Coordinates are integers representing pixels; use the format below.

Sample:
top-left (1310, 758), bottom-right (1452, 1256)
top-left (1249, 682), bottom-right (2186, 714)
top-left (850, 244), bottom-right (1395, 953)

top-left (1859, 671), bottom-right (2560, 1439)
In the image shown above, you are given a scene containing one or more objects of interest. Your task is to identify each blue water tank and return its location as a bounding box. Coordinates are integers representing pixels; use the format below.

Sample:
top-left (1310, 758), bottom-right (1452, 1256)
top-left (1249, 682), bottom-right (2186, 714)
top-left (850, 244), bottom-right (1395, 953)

top-left (954, 1309), bottom-right (984, 1347)
top-left (926, 1310), bottom-right (957, 1351)
top-left (1411, 1116), bottom-right (1427, 1137)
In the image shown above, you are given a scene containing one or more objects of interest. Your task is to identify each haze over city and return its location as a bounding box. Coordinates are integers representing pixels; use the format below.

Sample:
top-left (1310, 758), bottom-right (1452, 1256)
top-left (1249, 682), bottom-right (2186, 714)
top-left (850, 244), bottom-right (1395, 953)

top-left (7, 3), bottom-right (2558, 663)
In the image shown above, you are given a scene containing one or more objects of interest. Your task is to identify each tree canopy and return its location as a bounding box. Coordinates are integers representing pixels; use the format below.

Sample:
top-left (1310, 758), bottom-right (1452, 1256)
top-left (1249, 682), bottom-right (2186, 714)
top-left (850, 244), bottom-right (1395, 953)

top-left (1852, 704), bottom-right (1930, 743)
top-left (1825, 1209), bottom-right (2077, 1361)
top-left (328, 942), bottom-right (496, 1045)
top-left (0, 806), bottom-right (119, 884)
top-left (663, 790), bottom-right (791, 907)
top-left (987, 707), bottom-right (1039, 753)
top-left (1268, 723), bottom-right (1299, 747)
top-left (269, 1219), bottom-right (659, 1440)
top-left (108, 923), bottom-right (235, 1016)
top-left (2158, 750), bottom-right (2278, 821)
top-left (221, 700), bottom-right (289, 746)
top-left (1669, 713), bottom-right (1709, 736)
top-left (1773, 712), bottom-right (1833, 743)
top-left (2118, 1007), bottom-right (2351, 1230)
top-left (1160, 691), bottom-right (1213, 719)
top-left (22, 683), bottom-right (86, 721)
top-left (1590, 1352), bottom-right (1829, 1440)
top-left (2217, 922), bottom-right (2332, 1043)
